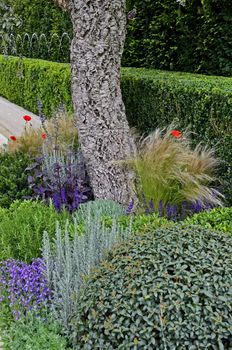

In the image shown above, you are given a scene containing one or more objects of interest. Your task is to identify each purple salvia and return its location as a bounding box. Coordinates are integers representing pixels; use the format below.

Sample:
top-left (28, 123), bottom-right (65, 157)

top-left (149, 199), bottom-right (155, 213)
top-left (158, 200), bottom-right (163, 217)
top-left (172, 204), bottom-right (178, 221)
top-left (126, 198), bottom-right (134, 215)
top-left (166, 203), bottom-right (172, 220)
top-left (181, 200), bottom-right (187, 220)
top-left (52, 193), bottom-right (62, 212)
top-left (60, 187), bottom-right (67, 204)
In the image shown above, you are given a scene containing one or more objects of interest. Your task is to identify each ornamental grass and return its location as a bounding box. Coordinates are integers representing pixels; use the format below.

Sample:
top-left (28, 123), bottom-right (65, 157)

top-left (6, 113), bottom-right (78, 156)
top-left (126, 125), bottom-right (224, 211)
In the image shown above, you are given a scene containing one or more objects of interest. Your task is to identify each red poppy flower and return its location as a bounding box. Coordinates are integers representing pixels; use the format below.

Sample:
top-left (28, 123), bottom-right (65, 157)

top-left (23, 115), bottom-right (32, 122)
top-left (9, 136), bottom-right (17, 141)
top-left (41, 133), bottom-right (47, 139)
top-left (171, 130), bottom-right (182, 138)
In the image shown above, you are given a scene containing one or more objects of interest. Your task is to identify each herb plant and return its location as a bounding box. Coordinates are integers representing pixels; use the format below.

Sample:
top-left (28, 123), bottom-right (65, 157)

top-left (27, 149), bottom-right (93, 213)
top-left (0, 200), bottom-right (71, 262)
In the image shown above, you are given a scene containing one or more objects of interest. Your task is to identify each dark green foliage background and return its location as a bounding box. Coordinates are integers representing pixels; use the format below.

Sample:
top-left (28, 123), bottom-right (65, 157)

top-left (124, 0), bottom-right (232, 76)
top-left (0, 151), bottom-right (32, 208)
top-left (7, 0), bottom-right (72, 37)
top-left (5, 0), bottom-right (232, 76)
top-left (71, 226), bottom-right (232, 349)
top-left (0, 55), bottom-right (230, 203)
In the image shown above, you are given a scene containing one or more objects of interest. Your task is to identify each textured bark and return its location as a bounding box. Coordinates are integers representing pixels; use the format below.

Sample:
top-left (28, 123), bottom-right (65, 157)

top-left (69, 0), bottom-right (137, 205)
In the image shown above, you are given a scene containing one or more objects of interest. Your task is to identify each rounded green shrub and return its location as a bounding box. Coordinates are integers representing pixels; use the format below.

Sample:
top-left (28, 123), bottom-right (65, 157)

top-left (184, 207), bottom-right (232, 236)
top-left (0, 151), bottom-right (32, 208)
top-left (71, 226), bottom-right (232, 349)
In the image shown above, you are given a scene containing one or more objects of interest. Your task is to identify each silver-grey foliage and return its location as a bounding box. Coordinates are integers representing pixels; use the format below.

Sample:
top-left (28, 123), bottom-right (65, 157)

top-left (75, 199), bottom-right (126, 222)
top-left (42, 148), bottom-right (85, 186)
top-left (42, 205), bottom-right (132, 332)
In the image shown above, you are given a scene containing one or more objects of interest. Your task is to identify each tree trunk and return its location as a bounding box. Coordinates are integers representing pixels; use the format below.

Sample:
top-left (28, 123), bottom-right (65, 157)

top-left (69, 0), bottom-right (137, 205)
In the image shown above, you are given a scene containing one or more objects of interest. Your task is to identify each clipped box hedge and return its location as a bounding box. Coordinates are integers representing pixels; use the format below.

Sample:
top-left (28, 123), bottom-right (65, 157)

top-left (0, 55), bottom-right (72, 118)
top-left (0, 55), bottom-right (231, 203)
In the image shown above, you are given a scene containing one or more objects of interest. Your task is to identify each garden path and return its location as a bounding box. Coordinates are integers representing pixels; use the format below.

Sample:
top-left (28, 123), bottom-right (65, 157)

top-left (0, 96), bottom-right (41, 146)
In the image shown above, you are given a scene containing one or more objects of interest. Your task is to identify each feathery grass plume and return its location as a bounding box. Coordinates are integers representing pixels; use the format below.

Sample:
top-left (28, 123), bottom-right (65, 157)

top-left (125, 125), bottom-right (224, 211)
top-left (6, 113), bottom-right (78, 156)
top-left (6, 128), bottom-right (43, 156)
top-left (42, 204), bottom-right (132, 334)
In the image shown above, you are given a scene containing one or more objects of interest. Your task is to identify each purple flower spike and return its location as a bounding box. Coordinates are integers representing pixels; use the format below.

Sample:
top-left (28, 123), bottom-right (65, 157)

top-left (181, 200), bottom-right (187, 220)
top-left (158, 200), bottom-right (163, 217)
top-left (149, 199), bottom-right (155, 213)
top-left (126, 198), bottom-right (134, 215)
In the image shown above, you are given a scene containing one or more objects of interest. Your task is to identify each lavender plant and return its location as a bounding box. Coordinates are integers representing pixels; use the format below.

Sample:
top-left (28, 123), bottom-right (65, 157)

top-left (127, 196), bottom-right (217, 221)
top-left (0, 259), bottom-right (51, 321)
top-left (42, 206), bottom-right (132, 333)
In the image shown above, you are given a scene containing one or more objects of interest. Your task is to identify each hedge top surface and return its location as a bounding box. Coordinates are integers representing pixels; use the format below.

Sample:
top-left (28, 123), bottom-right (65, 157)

top-left (122, 67), bottom-right (232, 93)
top-left (1, 55), bottom-right (232, 92)
top-left (71, 226), bottom-right (232, 349)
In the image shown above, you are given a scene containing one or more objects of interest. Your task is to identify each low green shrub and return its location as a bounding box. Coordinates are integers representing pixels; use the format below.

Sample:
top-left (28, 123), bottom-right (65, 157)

top-left (184, 207), bottom-right (232, 235)
top-left (71, 226), bottom-right (232, 349)
top-left (102, 212), bottom-right (172, 234)
top-left (0, 55), bottom-right (231, 203)
top-left (0, 200), bottom-right (71, 262)
top-left (1, 308), bottom-right (69, 350)
top-left (0, 151), bottom-right (32, 208)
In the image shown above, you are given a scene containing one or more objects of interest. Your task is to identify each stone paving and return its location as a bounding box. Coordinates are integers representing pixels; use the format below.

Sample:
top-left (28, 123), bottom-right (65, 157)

top-left (0, 96), bottom-right (41, 146)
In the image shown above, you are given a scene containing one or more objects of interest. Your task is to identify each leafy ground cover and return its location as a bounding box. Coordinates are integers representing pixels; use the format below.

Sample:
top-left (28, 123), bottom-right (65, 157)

top-left (184, 206), bottom-right (232, 236)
